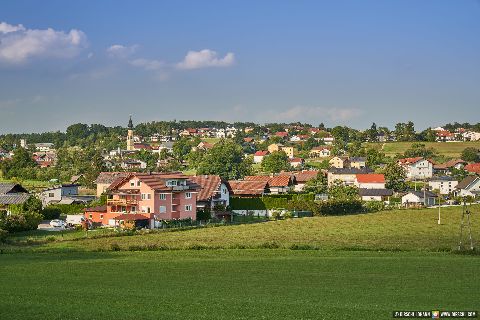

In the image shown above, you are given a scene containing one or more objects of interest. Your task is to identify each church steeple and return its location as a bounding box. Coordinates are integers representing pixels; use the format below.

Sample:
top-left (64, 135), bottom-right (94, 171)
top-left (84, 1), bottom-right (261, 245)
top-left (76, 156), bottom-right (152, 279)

top-left (126, 115), bottom-right (134, 151)
top-left (128, 115), bottom-right (133, 129)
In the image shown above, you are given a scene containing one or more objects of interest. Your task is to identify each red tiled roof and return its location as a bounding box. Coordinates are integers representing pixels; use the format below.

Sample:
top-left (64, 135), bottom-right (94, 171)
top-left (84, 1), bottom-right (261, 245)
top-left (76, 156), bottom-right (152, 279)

top-left (244, 137), bottom-right (254, 142)
top-left (189, 175), bottom-right (222, 201)
top-left (436, 130), bottom-right (454, 137)
top-left (108, 172), bottom-right (200, 192)
top-left (245, 175), bottom-right (271, 182)
top-left (254, 151), bottom-right (269, 156)
top-left (311, 146), bottom-right (331, 151)
top-left (289, 158), bottom-right (304, 163)
top-left (134, 143), bottom-right (152, 150)
top-left (245, 175), bottom-right (291, 187)
top-left (84, 205), bottom-right (107, 213)
top-left (227, 180), bottom-right (269, 195)
top-left (398, 157), bottom-right (424, 165)
top-left (434, 159), bottom-right (467, 170)
top-left (465, 163), bottom-right (480, 174)
top-left (275, 132), bottom-right (288, 137)
top-left (356, 174), bottom-right (385, 183)
top-left (294, 170), bottom-right (320, 183)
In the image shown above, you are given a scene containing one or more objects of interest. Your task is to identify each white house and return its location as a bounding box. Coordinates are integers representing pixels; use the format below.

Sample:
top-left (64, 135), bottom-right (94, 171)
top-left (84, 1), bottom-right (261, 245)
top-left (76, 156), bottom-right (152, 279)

top-left (355, 174), bottom-right (386, 189)
top-left (40, 184), bottom-right (79, 206)
top-left (454, 176), bottom-right (480, 198)
top-left (323, 136), bottom-right (335, 145)
top-left (428, 176), bottom-right (458, 195)
top-left (358, 188), bottom-right (393, 202)
top-left (309, 146), bottom-right (331, 158)
top-left (253, 151), bottom-right (269, 164)
top-left (34, 143), bottom-right (55, 152)
top-left (398, 157), bottom-right (433, 180)
top-left (402, 190), bottom-right (437, 207)
top-left (463, 131), bottom-right (480, 141)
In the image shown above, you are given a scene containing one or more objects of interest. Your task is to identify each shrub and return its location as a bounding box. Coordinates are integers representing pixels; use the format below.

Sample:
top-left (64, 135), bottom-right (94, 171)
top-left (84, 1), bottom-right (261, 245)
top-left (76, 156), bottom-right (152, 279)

top-left (283, 211), bottom-right (294, 219)
top-left (364, 201), bottom-right (385, 212)
top-left (317, 200), bottom-right (363, 216)
top-left (0, 212), bottom-right (42, 232)
top-left (41, 207), bottom-right (62, 220)
top-left (270, 209), bottom-right (282, 220)
top-left (0, 229), bottom-right (8, 243)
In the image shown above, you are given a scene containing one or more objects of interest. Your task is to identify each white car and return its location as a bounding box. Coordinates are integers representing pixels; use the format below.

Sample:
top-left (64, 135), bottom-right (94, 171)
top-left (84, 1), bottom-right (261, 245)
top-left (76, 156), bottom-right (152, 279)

top-left (50, 219), bottom-right (66, 228)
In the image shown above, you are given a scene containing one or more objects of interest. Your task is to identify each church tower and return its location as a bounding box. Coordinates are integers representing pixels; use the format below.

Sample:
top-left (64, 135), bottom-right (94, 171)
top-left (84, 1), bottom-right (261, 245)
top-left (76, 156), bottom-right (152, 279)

top-left (126, 115), bottom-right (134, 151)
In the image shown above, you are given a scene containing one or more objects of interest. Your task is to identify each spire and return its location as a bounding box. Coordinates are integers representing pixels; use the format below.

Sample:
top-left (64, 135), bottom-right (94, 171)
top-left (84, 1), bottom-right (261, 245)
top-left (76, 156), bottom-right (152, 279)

top-left (128, 115), bottom-right (133, 129)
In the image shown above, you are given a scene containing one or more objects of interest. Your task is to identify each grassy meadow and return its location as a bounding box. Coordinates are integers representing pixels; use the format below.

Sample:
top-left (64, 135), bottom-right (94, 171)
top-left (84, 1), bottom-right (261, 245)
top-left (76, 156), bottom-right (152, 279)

top-left (365, 141), bottom-right (480, 158)
top-left (0, 250), bottom-right (479, 320)
top-left (3, 205), bottom-right (479, 253)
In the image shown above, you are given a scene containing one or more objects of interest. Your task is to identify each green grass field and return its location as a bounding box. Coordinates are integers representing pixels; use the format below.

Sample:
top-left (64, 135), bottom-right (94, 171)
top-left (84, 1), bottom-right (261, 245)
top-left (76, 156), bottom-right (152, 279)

top-left (365, 141), bottom-right (480, 158)
top-left (0, 250), bottom-right (478, 320)
top-left (3, 205), bottom-right (479, 253)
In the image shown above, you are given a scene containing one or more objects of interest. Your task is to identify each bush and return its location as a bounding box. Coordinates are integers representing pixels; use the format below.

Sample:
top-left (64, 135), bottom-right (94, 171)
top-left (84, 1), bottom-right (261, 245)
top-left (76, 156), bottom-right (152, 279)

top-left (317, 200), bottom-right (363, 216)
top-left (270, 209), bottom-right (282, 220)
top-left (0, 211), bottom-right (43, 232)
top-left (364, 201), bottom-right (385, 212)
top-left (41, 207), bottom-right (62, 220)
top-left (0, 229), bottom-right (8, 243)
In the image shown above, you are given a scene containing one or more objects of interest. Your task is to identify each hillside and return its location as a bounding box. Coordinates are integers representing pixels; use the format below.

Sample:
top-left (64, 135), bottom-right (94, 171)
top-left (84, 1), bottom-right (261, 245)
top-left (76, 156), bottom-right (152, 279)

top-left (365, 141), bottom-right (480, 158)
top-left (8, 205), bottom-right (479, 253)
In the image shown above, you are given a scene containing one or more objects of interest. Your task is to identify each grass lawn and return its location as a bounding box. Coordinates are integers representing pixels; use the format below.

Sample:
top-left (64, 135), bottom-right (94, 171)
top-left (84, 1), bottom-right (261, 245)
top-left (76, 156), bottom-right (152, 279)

top-left (365, 141), bottom-right (480, 158)
top-left (202, 137), bottom-right (222, 144)
top-left (3, 205), bottom-right (479, 253)
top-left (0, 250), bottom-right (478, 320)
top-left (0, 178), bottom-right (55, 190)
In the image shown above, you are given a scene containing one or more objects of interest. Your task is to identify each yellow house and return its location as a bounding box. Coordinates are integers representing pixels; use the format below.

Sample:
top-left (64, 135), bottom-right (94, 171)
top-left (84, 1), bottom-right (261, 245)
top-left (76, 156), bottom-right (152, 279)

top-left (329, 156), bottom-right (350, 169)
top-left (281, 146), bottom-right (294, 158)
top-left (267, 143), bottom-right (282, 153)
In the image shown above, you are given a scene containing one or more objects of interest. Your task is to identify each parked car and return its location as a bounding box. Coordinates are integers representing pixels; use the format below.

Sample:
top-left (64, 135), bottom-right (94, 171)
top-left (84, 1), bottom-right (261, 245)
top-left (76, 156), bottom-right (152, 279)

top-left (66, 215), bottom-right (85, 227)
top-left (50, 219), bottom-right (65, 228)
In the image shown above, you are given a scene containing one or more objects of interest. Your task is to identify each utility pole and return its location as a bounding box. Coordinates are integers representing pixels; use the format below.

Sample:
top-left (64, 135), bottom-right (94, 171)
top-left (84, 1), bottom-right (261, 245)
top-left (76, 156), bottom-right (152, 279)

top-left (438, 194), bottom-right (441, 225)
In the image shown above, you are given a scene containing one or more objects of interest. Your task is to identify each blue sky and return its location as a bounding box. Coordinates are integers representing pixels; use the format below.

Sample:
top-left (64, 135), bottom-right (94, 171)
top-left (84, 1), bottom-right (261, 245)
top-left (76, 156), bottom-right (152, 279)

top-left (1, 0), bottom-right (479, 133)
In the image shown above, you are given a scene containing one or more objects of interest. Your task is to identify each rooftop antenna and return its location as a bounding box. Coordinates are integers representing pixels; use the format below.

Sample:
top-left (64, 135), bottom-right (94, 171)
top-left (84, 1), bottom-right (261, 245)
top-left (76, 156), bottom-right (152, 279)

top-left (458, 197), bottom-right (475, 251)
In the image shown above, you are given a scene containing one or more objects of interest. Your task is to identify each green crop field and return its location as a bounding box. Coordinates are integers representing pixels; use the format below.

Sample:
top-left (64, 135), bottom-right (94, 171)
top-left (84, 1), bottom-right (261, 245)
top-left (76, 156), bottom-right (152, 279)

top-left (0, 250), bottom-right (479, 320)
top-left (365, 141), bottom-right (480, 158)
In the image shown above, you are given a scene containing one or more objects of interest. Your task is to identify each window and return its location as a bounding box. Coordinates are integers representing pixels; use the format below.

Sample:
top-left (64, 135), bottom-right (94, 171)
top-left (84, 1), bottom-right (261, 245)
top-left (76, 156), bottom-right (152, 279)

top-left (185, 205), bottom-right (192, 212)
top-left (159, 194), bottom-right (167, 200)
top-left (167, 180), bottom-right (178, 187)
top-left (147, 207), bottom-right (151, 213)
top-left (49, 193), bottom-right (54, 197)
top-left (131, 206), bottom-right (136, 212)
top-left (141, 193), bottom-right (146, 200)
top-left (159, 206), bottom-right (166, 213)
top-left (137, 181), bottom-right (141, 187)
top-left (185, 192), bottom-right (192, 199)
top-left (130, 181), bottom-right (135, 187)
top-left (141, 193), bottom-right (151, 200)
top-left (100, 214), bottom-right (104, 219)
top-left (89, 214), bottom-right (93, 219)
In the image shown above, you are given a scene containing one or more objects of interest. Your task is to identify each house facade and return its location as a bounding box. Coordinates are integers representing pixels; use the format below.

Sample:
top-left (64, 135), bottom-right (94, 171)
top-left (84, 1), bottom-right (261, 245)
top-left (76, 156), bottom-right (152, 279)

top-left (309, 146), bottom-right (331, 158)
top-left (329, 156), bottom-right (349, 169)
top-left (455, 176), bottom-right (480, 198)
top-left (189, 175), bottom-right (230, 210)
top-left (40, 184), bottom-right (79, 206)
top-left (105, 173), bottom-right (200, 227)
top-left (402, 191), bottom-right (437, 207)
top-left (0, 183), bottom-right (30, 213)
top-left (253, 151), bottom-right (269, 164)
top-left (398, 157), bottom-right (433, 180)
top-left (355, 174), bottom-right (386, 189)
top-left (428, 176), bottom-right (458, 195)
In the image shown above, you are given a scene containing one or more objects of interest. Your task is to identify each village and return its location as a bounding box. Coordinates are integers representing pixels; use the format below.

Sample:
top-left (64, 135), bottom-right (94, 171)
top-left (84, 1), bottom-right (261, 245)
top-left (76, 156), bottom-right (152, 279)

top-left (1, 117), bottom-right (480, 231)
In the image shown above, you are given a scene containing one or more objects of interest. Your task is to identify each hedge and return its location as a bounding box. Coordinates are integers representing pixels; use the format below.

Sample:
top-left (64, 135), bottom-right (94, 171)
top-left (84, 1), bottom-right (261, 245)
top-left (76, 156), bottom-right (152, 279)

top-left (230, 194), bottom-right (316, 210)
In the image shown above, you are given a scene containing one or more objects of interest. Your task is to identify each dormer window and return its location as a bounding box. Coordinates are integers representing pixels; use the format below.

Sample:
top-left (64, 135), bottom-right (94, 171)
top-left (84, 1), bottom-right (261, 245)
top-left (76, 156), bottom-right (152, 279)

top-left (167, 180), bottom-right (178, 187)
top-left (130, 180), bottom-right (135, 187)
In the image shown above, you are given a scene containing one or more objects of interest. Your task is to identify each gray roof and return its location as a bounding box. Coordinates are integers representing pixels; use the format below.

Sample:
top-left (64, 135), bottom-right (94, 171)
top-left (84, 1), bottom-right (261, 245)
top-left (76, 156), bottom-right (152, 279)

top-left (405, 190), bottom-right (437, 198)
top-left (159, 142), bottom-right (174, 148)
top-left (429, 176), bottom-right (457, 182)
top-left (328, 167), bottom-right (373, 174)
top-left (0, 183), bottom-right (28, 195)
top-left (95, 172), bottom-right (129, 184)
top-left (456, 175), bottom-right (479, 190)
top-left (350, 157), bottom-right (366, 162)
top-left (0, 193), bottom-right (30, 205)
top-left (359, 188), bottom-right (393, 197)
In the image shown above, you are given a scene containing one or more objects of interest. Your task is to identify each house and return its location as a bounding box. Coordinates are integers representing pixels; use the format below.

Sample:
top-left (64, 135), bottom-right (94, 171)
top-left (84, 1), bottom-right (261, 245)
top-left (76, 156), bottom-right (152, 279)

top-left (243, 137), bottom-right (254, 143)
top-left (0, 183), bottom-right (30, 213)
top-left (309, 146), bottom-right (331, 158)
top-left (275, 132), bottom-right (289, 139)
top-left (350, 157), bottom-right (366, 169)
top-left (84, 205), bottom-right (113, 226)
top-left (454, 176), bottom-right (480, 198)
top-left (359, 188), bottom-right (393, 202)
top-left (463, 131), bottom-right (480, 141)
top-left (189, 175), bottom-right (230, 210)
top-left (322, 136), bottom-right (335, 145)
top-left (227, 180), bottom-right (270, 197)
top-left (397, 157), bottom-right (433, 180)
top-left (33, 152), bottom-right (57, 168)
top-left (435, 130), bottom-right (455, 142)
top-left (292, 170), bottom-right (321, 192)
top-left (244, 175), bottom-right (293, 194)
top-left (327, 167), bottom-right (373, 186)
top-left (34, 143), bottom-right (55, 152)
top-left (465, 163), bottom-right (480, 175)
top-left (95, 172), bottom-right (130, 197)
top-left (281, 146), bottom-right (294, 158)
top-left (106, 172), bottom-right (200, 227)
top-left (433, 159), bottom-right (467, 174)
top-left (402, 191), bottom-right (437, 207)
top-left (289, 157), bottom-right (304, 169)
top-left (355, 174), bottom-right (386, 189)
top-left (253, 150), bottom-right (269, 164)
top-left (40, 184), bottom-right (81, 206)
top-left (121, 159), bottom-right (147, 170)
top-left (196, 141), bottom-right (214, 151)
top-left (428, 176), bottom-right (458, 195)
top-left (157, 141), bottom-right (174, 154)
top-left (267, 143), bottom-right (282, 154)
top-left (289, 135), bottom-right (309, 142)
top-left (329, 156), bottom-right (350, 169)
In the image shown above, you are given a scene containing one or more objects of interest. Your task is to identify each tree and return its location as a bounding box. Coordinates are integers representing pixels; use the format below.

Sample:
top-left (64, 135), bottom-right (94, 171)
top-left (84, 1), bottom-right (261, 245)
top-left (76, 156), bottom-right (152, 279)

top-left (197, 140), bottom-right (252, 180)
top-left (403, 143), bottom-right (436, 159)
top-left (304, 172), bottom-right (328, 194)
top-left (383, 162), bottom-right (407, 191)
top-left (366, 122), bottom-right (378, 142)
top-left (461, 147), bottom-right (479, 163)
top-left (328, 181), bottom-right (359, 200)
top-left (261, 151), bottom-right (290, 173)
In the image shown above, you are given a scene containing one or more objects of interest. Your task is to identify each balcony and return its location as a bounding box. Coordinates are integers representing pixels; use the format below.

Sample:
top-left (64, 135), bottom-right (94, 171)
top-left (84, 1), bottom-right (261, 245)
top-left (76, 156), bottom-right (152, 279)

top-left (172, 185), bottom-right (189, 191)
top-left (107, 198), bottom-right (138, 206)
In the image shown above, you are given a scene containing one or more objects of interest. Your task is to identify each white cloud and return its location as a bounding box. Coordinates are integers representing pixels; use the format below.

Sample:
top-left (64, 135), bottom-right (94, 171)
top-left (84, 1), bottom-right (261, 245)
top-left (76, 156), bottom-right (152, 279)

top-left (129, 58), bottom-right (164, 71)
top-left (177, 49), bottom-right (235, 70)
top-left (106, 44), bottom-right (138, 59)
top-left (0, 21), bottom-right (88, 65)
